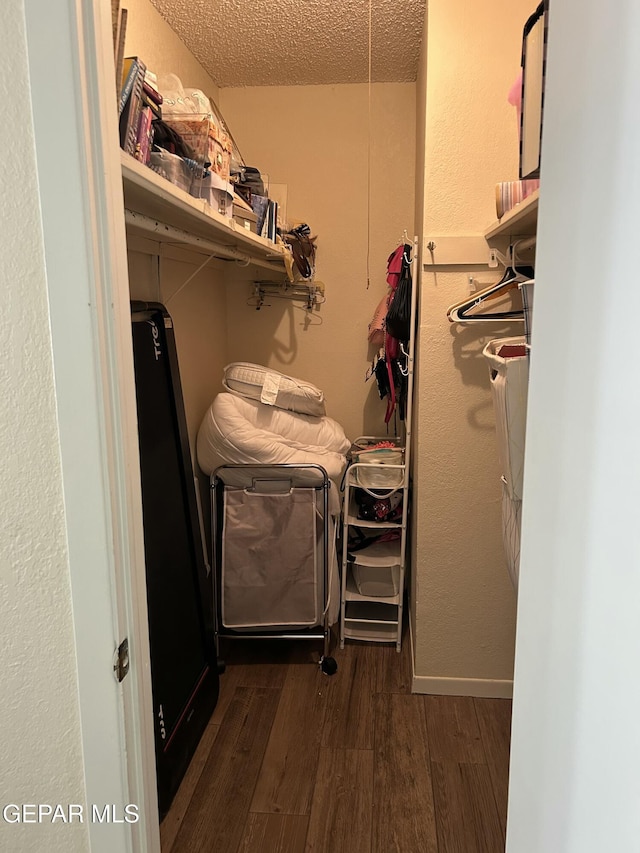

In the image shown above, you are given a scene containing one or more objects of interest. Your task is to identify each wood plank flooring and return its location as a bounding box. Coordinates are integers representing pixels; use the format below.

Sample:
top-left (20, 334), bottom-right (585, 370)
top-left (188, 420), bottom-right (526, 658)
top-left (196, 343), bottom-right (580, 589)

top-left (161, 633), bottom-right (512, 853)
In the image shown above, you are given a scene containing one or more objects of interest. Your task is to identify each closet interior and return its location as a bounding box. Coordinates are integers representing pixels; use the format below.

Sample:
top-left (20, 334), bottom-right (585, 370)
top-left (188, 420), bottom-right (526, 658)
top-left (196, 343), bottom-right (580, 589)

top-left (108, 0), bottom-right (543, 840)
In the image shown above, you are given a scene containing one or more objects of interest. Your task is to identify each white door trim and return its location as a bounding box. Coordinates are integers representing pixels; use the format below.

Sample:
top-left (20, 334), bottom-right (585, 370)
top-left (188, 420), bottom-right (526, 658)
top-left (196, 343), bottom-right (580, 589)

top-left (507, 1), bottom-right (640, 849)
top-left (24, 0), bottom-right (159, 850)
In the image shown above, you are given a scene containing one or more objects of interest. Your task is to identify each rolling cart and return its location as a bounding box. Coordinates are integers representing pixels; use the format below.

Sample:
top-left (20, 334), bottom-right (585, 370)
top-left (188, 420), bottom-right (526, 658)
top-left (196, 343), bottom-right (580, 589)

top-left (211, 464), bottom-right (338, 675)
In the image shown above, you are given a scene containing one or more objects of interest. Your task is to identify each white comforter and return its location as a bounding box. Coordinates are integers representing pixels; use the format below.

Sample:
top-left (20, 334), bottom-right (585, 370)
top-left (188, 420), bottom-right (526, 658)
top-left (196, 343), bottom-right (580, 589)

top-left (196, 392), bottom-right (350, 481)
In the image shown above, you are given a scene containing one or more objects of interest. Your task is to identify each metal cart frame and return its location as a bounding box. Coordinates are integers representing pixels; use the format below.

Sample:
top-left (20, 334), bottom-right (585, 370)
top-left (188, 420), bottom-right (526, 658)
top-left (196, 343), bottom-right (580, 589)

top-left (211, 463), bottom-right (337, 673)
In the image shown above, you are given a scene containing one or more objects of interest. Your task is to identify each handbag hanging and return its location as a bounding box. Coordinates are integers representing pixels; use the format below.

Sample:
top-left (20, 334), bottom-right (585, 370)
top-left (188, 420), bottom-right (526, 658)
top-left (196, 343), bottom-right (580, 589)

top-left (385, 250), bottom-right (412, 342)
top-left (366, 243), bottom-right (412, 424)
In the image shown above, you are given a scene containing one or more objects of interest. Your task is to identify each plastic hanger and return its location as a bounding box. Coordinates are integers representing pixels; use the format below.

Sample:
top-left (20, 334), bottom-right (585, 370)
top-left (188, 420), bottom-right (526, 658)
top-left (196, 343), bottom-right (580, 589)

top-left (446, 245), bottom-right (534, 324)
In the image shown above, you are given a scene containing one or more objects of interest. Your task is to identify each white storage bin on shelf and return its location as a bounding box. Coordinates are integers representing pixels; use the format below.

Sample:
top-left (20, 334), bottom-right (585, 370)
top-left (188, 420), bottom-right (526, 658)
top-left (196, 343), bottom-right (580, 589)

top-left (352, 563), bottom-right (401, 598)
top-left (351, 444), bottom-right (405, 489)
top-left (483, 336), bottom-right (529, 501)
top-left (352, 539), bottom-right (401, 598)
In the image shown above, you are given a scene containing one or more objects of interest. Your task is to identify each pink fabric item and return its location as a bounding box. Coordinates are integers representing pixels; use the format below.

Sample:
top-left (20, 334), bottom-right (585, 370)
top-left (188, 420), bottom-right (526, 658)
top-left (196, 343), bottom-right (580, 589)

top-left (368, 294), bottom-right (389, 345)
top-left (508, 70), bottom-right (523, 141)
top-left (385, 332), bottom-right (399, 360)
top-left (508, 70), bottom-right (523, 108)
top-left (386, 245), bottom-right (404, 289)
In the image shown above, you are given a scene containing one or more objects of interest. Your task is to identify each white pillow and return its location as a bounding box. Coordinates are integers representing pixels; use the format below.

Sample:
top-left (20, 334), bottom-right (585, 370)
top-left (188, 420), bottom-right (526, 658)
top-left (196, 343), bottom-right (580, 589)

top-left (223, 362), bottom-right (326, 417)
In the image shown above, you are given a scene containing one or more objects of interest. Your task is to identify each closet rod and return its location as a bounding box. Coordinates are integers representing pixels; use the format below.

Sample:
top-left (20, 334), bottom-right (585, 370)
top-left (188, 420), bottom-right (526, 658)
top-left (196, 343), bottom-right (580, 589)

top-left (253, 280), bottom-right (325, 310)
top-left (123, 209), bottom-right (285, 274)
top-left (514, 235), bottom-right (536, 253)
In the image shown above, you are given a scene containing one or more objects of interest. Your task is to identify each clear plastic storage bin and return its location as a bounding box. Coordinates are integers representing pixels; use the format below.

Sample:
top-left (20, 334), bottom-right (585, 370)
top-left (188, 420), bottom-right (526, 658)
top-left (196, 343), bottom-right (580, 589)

top-left (351, 444), bottom-right (405, 489)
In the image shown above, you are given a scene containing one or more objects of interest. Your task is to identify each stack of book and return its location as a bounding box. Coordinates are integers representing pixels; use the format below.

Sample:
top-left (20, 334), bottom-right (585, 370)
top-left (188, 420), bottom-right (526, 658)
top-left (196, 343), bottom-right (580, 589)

top-left (118, 57), bottom-right (163, 165)
top-left (262, 200), bottom-right (278, 243)
top-left (495, 180), bottom-right (540, 219)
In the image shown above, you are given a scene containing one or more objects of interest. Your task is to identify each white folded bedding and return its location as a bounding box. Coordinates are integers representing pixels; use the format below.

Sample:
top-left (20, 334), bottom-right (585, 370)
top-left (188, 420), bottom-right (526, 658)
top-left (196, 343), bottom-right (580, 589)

top-left (223, 362), bottom-right (326, 417)
top-left (196, 392), bottom-right (350, 481)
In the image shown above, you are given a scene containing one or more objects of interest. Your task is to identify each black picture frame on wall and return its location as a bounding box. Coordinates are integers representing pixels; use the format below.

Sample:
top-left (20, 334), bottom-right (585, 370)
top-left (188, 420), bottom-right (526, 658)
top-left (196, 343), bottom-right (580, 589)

top-left (520, 1), bottom-right (548, 180)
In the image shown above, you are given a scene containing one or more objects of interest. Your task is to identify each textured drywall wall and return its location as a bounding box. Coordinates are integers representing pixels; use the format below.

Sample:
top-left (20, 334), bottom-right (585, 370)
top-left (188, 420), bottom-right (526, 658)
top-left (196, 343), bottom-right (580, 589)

top-left (0, 5), bottom-right (88, 852)
top-left (150, 0), bottom-right (425, 86)
top-left (219, 82), bottom-right (416, 443)
top-left (124, 0), bottom-right (220, 98)
top-left (127, 245), bottom-right (229, 548)
top-left (413, 0), bottom-right (532, 687)
top-left (127, 245), bottom-right (228, 449)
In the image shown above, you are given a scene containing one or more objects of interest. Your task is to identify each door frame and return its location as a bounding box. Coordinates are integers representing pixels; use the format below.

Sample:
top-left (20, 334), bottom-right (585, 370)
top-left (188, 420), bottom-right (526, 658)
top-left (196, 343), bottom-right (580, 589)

top-left (24, 0), bottom-right (159, 850)
top-left (507, 0), bottom-right (640, 848)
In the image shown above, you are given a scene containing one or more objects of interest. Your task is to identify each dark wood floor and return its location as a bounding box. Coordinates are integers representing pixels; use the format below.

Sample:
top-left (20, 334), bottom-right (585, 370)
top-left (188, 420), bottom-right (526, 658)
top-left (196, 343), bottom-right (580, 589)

top-left (160, 631), bottom-right (511, 853)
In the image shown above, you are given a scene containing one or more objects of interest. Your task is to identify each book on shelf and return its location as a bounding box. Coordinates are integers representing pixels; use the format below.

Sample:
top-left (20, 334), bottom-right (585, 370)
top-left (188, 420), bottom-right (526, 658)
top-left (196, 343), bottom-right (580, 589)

top-left (142, 78), bottom-right (163, 107)
top-left (145, 69), bottom-right (160, 91)
top-left (119, 56), bottom-right (147, 156)
top-left (141, 89), bottom-right (162, 120)
top-left (251, 195), bottom-right (269, 237)
top-left (134, 106), bottom-right (154, 165)
top-left (259, 201), bottom-right (269, 239)
top-left (265, 200), bottom-right (278, 243)
top-left (119, 56), bottom-right (138, 116)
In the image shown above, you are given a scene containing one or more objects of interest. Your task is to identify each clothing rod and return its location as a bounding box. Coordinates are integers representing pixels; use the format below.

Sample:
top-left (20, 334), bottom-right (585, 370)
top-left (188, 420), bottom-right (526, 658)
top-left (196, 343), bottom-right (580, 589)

top-left (514, 235), bottom-right (536, 252)
top-left (123, 209), bottom-right (285, 274)
top-left (256, 282), bottom-right (324, 298)
top-left (253, 282), bottom-right (324, 310)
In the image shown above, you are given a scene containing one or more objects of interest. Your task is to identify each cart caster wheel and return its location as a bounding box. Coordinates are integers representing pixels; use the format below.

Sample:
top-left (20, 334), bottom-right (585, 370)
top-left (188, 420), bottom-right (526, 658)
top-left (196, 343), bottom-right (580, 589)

top-left (217, 659), bottom-right (226, 675)
top-left (320, 656), bottom-right (338, 676)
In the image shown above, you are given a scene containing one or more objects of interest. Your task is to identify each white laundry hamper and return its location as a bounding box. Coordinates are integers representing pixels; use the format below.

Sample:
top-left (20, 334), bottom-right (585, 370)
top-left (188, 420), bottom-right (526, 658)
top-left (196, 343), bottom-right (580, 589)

top-left (483, 336), bottom-right (529, 501)
top-left (518, 280), bottom-right (535, 349)
top-left (501, 476), bottom-right (522, 591)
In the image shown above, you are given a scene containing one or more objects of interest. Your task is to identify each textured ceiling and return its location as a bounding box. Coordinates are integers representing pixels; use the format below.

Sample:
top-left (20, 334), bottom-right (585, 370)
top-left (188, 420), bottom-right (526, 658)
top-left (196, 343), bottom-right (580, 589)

top-left (149, 0), bottom-right (426, 87)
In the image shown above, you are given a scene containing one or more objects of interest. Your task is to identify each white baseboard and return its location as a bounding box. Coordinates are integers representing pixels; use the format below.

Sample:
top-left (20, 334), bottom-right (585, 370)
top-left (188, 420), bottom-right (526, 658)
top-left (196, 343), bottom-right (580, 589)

top-left (408, 613), bottom-right (513, 698)
top-left (412, 675), bottom-right (513, 699)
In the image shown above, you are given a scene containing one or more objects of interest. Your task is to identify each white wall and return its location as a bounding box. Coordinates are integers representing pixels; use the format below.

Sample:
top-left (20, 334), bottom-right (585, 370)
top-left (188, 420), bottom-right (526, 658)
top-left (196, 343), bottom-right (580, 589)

top-left (124, 0), bottom-right (221, 99)
top-left (412, 0), bottom-right (531, 693)
top-left (220, 83), bottom-right (416, 443)
top-left (507, 0), bottom-right (640, 849)
top-left (127, 244), bottom-right (229, 450)
top-left (0, 4), bottom-right (88, 852)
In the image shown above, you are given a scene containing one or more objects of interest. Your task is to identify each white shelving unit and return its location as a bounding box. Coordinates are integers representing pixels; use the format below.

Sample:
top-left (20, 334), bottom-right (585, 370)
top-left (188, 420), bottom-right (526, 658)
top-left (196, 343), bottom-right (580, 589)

top-left (340, 462), bottom-right (407, 651)
top-left (121, 151), bottom-right (288, 276)
top-left (339, 238), bottom-right (418, 652)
